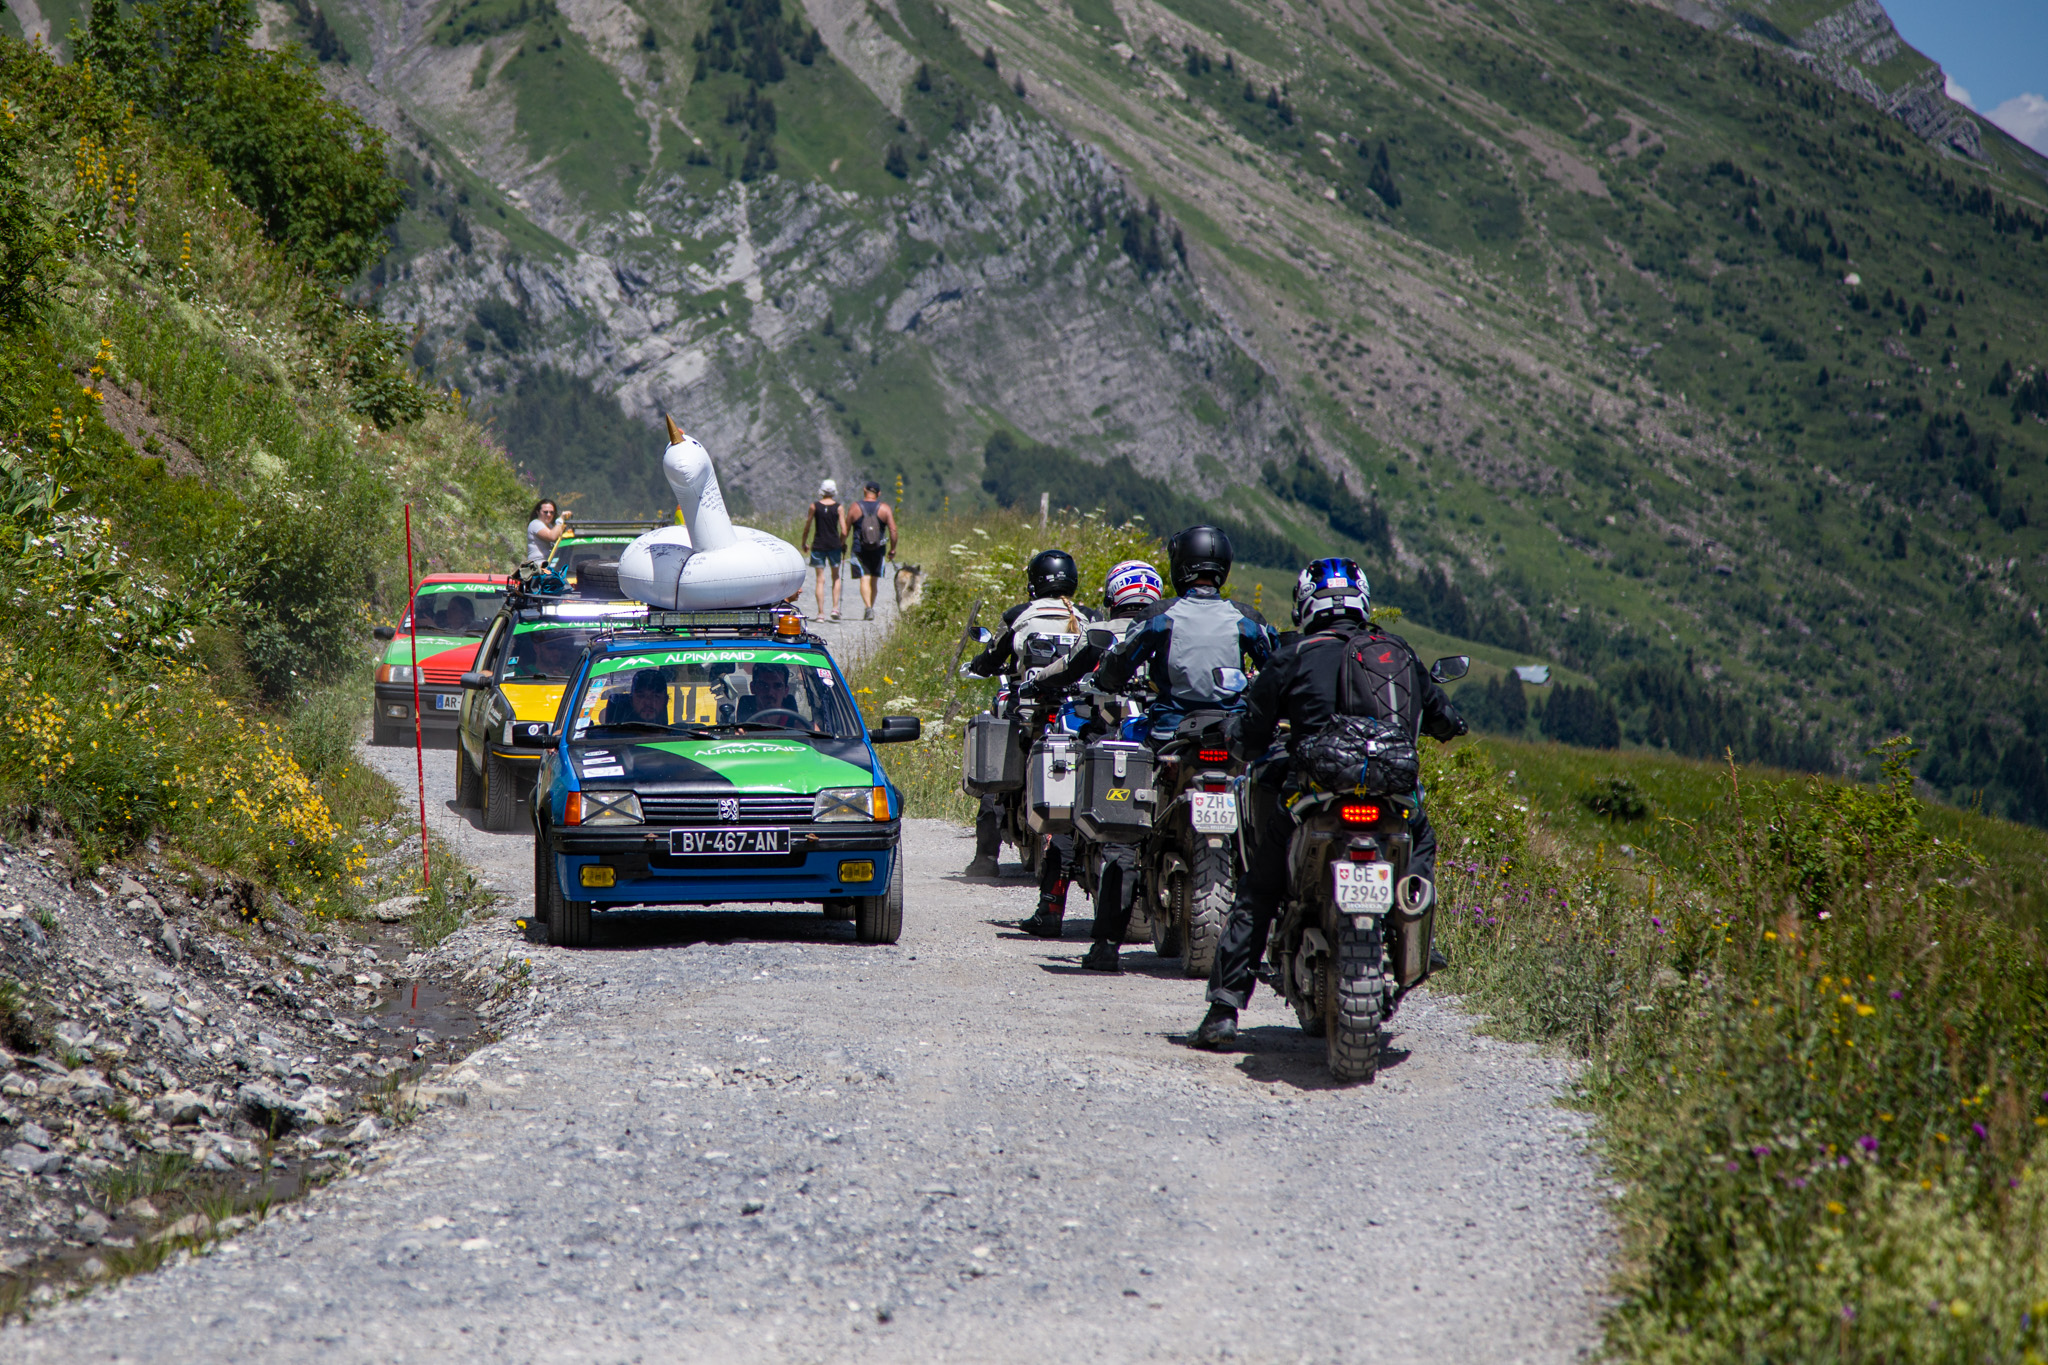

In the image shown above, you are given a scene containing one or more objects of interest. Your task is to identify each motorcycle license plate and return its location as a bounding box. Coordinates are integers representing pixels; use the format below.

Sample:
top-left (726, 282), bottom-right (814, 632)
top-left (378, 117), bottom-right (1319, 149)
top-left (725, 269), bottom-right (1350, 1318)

top-left (1190, 791), bottom-right (1237, 833)
top-left (670, 828), bottom-right (790, 856)
top-left (1332, 861), bottom-right (1393, 912)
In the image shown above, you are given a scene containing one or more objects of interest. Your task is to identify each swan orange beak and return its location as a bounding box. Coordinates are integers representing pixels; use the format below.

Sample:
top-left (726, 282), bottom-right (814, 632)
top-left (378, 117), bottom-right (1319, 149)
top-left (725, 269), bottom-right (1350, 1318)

top-left (664, 413), bottom-right (685, 444)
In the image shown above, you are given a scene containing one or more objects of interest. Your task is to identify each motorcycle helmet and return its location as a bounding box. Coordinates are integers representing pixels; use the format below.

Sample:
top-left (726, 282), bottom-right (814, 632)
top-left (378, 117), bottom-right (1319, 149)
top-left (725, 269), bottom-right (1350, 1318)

top-left (1026, 548), bottom-right (1080, 600)
top-left (1103, 559), bottom-right (1164, 611)
top-left (1293, 557), bottom-right (1370, 630)
top-left (1167, 525), bottom-right (1233, 594)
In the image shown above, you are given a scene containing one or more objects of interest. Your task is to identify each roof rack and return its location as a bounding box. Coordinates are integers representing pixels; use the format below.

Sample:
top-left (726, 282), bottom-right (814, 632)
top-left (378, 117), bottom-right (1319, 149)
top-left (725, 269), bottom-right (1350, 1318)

top-left (555, 519), bottom-right (672, 539)
top-left (599, 606), bottom-right (813, 642)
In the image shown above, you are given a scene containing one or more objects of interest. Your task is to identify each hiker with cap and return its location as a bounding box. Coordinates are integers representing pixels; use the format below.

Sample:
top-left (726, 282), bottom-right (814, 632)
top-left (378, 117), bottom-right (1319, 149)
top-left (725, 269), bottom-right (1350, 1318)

top-left (843, 479), bottom-right (897, 622)
top-left (801, 479), bottom-right (846, 620)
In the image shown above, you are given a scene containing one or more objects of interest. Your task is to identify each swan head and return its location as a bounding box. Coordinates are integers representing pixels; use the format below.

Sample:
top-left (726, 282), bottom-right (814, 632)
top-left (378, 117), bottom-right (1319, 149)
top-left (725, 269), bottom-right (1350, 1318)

top-left (660, 415), bottom-right (733, 549)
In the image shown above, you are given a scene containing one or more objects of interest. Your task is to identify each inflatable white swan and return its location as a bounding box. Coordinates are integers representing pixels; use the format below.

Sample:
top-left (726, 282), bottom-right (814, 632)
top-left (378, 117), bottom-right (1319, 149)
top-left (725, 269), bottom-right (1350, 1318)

top-left (617, 416), bottom-right (807, 610)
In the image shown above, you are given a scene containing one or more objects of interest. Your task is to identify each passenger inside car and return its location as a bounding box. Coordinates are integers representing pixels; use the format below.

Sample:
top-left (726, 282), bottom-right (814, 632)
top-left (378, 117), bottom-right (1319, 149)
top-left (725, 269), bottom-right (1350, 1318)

top-left (735, 663), bottom-right (795, 727)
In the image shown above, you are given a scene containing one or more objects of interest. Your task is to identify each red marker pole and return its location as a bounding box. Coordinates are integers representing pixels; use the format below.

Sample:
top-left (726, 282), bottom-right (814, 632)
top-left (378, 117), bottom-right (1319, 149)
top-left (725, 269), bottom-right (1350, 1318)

top-left (404, 503), bottom-right (430, 895)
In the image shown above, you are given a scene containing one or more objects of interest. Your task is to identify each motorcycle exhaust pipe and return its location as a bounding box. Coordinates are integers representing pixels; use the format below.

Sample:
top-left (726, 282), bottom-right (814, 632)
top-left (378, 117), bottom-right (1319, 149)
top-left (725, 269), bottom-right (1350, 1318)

top-left (1394, 874), bottom-right (1434, 919)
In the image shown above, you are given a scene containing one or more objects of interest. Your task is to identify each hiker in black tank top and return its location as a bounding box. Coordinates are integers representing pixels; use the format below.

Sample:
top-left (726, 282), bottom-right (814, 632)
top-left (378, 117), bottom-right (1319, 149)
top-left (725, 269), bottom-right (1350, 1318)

top-left (845, 479), bottom-right (897, 621)
top-left (800, 479), bottom-right (846, 619)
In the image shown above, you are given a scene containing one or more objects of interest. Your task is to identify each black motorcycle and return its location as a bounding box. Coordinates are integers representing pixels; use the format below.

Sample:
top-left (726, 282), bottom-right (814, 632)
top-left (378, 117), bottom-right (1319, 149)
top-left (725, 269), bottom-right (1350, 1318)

top-left (1142, 708), bottom-right (1245, 977)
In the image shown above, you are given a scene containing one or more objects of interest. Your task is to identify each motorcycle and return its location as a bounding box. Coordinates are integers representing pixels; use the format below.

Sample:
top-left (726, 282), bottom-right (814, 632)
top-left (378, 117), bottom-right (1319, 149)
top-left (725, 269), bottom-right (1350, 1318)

top-left (1227, 655), bottom-right (1469, 1083)
top-left (1141, 704), bottom-right (1246, 978)
top-left (959, 629), bottom-right (1084, 880)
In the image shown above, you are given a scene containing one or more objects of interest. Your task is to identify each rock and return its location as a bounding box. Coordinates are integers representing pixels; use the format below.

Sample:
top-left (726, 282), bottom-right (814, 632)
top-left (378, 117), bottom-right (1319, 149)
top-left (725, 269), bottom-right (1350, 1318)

top-left (157, 1090), bottom-right (215, 1124)
top-left (236, 1082), bottom-right (301, 1131)
top-left (67, 1069), bottom-right (116, 1105)
top-left (75, 1209), bottom-right (110, 1242)
top-left (343, 1116), bottom-right (381, 1144)
top-left (3, 1143), bottom-right (63, 1175)
top-left (53, 1021), bottom-right (97, 1052)
top-left (370, 896), bottom-right (423, 923)
top-left (123, 1198), bottom-right (161, 1222)
top-left (137, 992), bottom-right (171, 1015)
top-left (156, 923), bottom-right (183, 966)
top-left (215, 1214), bottom-right (251, 1236)
top-left (117, 876), bottom-right (146, 900)
top-left (153, 1213), bottom-right (208, 1242)
top-left (0, 1072), bottom-right (34, 1098)
top-left (18, 1122), bottom-right (51, 1149)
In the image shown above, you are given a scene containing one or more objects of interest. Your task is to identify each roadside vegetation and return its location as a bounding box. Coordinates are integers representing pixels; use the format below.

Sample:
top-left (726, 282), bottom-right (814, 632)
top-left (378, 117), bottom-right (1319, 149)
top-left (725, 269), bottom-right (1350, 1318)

top-left (858, 514), bottom-right (2048, 1361)
top-left (0, 22), bottom-right (524, 916)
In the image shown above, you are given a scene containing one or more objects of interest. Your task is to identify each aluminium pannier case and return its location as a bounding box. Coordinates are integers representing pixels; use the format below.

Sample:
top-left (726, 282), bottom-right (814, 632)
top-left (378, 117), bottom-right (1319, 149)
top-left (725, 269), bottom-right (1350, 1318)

top-left (961, 711), bottom-right (1025, 794)
top-left (1074, 739), bottom-right (1157, 843)
top-left (1026, 733), bottom-right (1079, 834)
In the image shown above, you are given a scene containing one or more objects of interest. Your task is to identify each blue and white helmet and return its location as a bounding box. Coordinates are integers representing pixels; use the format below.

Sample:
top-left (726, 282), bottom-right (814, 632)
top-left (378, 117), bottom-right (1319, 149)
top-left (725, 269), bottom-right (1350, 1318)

top-left (1294, 557), bottom-right (1370, 630)
top-left (1104, 559), bottom-right (1164, 611)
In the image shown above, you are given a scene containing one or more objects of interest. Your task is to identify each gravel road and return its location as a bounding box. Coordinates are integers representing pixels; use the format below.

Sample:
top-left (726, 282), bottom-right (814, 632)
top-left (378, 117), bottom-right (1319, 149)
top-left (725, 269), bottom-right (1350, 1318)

top-left (8, 593), bottom-right (1610, 1362)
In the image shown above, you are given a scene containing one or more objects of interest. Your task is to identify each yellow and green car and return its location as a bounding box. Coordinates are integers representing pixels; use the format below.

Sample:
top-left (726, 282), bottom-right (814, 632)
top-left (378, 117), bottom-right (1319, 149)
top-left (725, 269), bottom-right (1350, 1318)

top-left (454, 596), bottom-right (646, 829)
top-left (371, 573), bottom-right (511, 746)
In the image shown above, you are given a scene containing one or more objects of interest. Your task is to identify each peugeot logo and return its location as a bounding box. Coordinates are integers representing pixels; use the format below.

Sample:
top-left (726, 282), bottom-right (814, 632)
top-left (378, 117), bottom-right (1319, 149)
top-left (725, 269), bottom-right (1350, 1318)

top-left (718, 798), bottom-right (740, 822)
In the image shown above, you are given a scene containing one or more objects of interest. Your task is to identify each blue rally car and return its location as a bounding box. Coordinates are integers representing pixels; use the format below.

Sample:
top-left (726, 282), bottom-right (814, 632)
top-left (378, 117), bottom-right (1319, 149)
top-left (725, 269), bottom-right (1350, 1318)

top-left (532, 609), bottom-right (921, 947)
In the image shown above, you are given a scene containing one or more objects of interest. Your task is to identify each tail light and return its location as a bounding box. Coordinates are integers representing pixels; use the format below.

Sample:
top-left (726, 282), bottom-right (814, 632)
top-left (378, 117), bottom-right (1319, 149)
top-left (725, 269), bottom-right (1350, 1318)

top-left (1348, 846), bottom-right (1380, 862)
top-left (1201, 780), bottom-right (1228, 793)
top-left (1198, 748), bottom-right (1230, 764)
top-left (1340, 802), bottom-right (1382, 824)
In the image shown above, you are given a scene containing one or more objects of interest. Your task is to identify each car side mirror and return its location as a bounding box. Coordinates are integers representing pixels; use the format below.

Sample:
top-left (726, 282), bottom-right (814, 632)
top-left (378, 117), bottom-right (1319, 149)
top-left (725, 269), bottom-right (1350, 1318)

top-left (373, 625), bottom-right (396, 641)
top-left (1211, 666), bottom-right (1248, 695)
top-left (460, 671), bottom-right (490, 689)
top-left (874, 716), bottom-right (921, 744)
top-left (1085, 627), bottom-right (1115, 649)
top-left (1430, 655), bottom-right (1471, 684)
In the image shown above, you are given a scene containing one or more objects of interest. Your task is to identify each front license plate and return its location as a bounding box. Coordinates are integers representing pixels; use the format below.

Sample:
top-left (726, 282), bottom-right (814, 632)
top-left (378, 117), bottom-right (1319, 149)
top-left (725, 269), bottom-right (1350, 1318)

top-left (670, 827), bottom-right (791, 856)
top-left (1332, 860), bottom-right (1393, 912)
top-left (434, 694), bottom-right (462, 710)
top-left (1189, 791), bottom-right (1238, 833)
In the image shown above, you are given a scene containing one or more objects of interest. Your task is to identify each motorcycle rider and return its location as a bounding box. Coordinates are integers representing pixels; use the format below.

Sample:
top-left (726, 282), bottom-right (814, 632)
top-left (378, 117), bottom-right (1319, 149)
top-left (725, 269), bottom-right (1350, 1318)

top-left (1193, 557), bottom-right (1467, 1049)
top-left (962, 551), bottom-right (1100, 936)
top-left (1089, 526), bottom-right (1275, 746)
top-left (1018, 559), bottom-right (1167, 971)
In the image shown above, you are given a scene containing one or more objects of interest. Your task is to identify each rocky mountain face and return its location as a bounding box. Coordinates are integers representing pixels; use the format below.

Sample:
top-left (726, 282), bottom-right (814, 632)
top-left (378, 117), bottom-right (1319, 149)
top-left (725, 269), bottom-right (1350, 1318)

top-left (92, 0), bottom-right (2048, 817)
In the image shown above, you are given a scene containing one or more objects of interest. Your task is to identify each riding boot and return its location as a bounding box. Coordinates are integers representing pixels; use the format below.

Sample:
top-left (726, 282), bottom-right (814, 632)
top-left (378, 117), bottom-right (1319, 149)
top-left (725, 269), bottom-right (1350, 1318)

top-left (965, 809), bottom-right (1001, 877)
top-left (1019, 845), bottom-right (1068, 938)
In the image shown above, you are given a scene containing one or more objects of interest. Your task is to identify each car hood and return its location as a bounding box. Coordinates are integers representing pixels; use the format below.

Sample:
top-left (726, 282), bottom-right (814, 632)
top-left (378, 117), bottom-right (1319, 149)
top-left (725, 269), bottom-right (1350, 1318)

top-left (382, 634), bottom-right (482, 670)
top-left (570, 736), bottom-right (875, 792)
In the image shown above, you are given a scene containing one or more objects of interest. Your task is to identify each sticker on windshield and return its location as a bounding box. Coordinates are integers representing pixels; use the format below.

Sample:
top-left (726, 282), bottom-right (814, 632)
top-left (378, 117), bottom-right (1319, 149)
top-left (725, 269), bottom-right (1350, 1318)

top-left (816, 668), bottom-right (835, 685)
top-left (589, 649), bottom-right (825, 676)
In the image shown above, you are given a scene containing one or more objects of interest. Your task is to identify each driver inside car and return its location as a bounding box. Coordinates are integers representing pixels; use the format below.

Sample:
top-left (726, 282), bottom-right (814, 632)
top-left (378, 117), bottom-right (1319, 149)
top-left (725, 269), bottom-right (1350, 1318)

top-left (737, 663), bottom-right (795, 726)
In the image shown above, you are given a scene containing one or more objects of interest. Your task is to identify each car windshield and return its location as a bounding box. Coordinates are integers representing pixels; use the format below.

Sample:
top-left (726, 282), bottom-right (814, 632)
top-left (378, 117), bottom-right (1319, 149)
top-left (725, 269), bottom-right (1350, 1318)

top-left (567, 648), bottom-right (862, 740)
top-left (408, 585), bottom-right (503, 636)
top-left (503, 624), bottom-right (608, 682)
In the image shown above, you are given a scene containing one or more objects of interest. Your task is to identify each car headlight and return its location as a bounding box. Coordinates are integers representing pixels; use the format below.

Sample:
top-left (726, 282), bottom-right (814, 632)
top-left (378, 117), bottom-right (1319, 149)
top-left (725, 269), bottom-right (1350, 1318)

top-left (376, 664), bottom-right (413, 684)
top-left (572, 790), bottom-right (642, 825)
top-left (814, 786), bottom-right (889, 821)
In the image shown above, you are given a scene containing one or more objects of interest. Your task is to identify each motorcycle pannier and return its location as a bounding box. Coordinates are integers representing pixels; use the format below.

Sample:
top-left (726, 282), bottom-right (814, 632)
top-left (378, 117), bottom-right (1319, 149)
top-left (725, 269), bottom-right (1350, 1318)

top-left (1026, 733), bottom-right (1080, 833)
top-left (1074, 740), bottom-right (1157, 844)
top-left (961, 712), bottom-right (1025, 794)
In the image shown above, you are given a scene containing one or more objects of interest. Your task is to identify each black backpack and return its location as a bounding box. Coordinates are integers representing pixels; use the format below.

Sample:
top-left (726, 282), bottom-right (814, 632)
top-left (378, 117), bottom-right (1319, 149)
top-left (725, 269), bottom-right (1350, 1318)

top-left (1296, 629), bottom-right (1422, 796)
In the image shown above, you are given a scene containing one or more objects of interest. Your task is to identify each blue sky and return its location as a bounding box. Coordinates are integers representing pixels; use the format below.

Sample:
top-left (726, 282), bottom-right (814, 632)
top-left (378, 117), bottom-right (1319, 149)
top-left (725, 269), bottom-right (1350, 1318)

top-left (1883, 0), bottom-right (2048, 153)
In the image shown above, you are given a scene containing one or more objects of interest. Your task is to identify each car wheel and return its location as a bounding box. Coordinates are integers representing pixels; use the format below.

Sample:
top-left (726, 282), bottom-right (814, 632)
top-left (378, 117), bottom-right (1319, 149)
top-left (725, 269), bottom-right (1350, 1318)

top-left (483, 749), bottom-right (518, 831)
top-left (821, 900), bottom-right (855, 921)
top-left (854, 852), bottom-right (903, 945)
top-left (553, 897), bottom-right (592, 948)
top-left (454, 746), bottom-right (480, 809)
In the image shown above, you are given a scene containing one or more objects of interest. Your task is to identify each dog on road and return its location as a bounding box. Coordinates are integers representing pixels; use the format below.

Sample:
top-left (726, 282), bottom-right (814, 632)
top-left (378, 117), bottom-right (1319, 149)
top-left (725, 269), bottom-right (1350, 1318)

top-left (893, 562), bottom-right (924, 611)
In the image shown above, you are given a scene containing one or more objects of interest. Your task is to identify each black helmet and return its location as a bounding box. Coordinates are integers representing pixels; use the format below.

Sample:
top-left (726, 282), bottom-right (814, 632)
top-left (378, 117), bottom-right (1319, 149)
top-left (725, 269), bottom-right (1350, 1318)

top-left (1027, 548), bottom-right (1079, 599)
top-left (1167, 525), bottom-right (1233, 594)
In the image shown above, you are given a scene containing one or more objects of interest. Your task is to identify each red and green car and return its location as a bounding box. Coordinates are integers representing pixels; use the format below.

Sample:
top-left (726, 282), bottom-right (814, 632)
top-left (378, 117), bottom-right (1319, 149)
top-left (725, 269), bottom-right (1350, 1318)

top-left (372, 573), bottom-right (513, 745)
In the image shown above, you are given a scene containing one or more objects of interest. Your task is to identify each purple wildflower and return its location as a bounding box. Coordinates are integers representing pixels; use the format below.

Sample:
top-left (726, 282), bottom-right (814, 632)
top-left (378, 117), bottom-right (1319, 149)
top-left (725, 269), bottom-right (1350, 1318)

top-left (1752, 1145), bottom-right (1772, 1158)
top-left (1724, 1161), bottom-right (1739, 1173)
top-left (1889, 990), bottom-right (1902, 999)
top-left (1858, 1135), bottom-right (1878, 1153)
top-left (1972, 1123), bottom-right (1989, 1142)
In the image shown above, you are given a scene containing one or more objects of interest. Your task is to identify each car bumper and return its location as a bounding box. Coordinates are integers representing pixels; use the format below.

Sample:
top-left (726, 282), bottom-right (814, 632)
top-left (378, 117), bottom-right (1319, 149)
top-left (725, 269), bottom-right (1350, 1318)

top-left (374, 684), bottom-right (464, 730)
top-left (545, 822), bottom-right (899, 906)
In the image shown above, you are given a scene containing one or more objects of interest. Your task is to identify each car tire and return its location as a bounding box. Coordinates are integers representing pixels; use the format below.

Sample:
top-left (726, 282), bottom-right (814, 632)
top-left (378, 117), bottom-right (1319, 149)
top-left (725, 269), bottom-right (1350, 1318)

top-left (854, 852), bottom-right (903, 945)
top-left (821, 900), bottom-right (855, 921)
top-left (483, 749), bottom-right (518, 831)
top-left (536, 837), bottom-right (591, 947)
top-left (553, 896), bottom-right (592, 948)
top-left (454, 746), bottom-right (480, 809)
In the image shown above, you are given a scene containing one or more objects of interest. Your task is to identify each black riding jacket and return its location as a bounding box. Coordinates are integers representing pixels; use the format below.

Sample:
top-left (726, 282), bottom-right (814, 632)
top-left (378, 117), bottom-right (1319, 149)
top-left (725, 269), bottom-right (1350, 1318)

top-left (965, 598), bottom-right (1102, 679)
top-left (1227, 620), bottom-right (1465, 767)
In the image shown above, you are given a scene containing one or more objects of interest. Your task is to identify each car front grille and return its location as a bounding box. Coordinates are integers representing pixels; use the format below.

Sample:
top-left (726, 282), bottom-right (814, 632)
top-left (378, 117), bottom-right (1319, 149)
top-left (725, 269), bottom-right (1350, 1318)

top-left (639, 794), bottom-right (815, 823)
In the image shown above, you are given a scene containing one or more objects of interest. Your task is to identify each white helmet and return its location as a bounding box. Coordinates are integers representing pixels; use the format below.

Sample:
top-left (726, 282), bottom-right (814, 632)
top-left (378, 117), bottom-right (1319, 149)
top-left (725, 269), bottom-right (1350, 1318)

top-left (1293, 557), bottom-right (1370, 630)
top-left (1104, 560), bottom-right (1164, 611)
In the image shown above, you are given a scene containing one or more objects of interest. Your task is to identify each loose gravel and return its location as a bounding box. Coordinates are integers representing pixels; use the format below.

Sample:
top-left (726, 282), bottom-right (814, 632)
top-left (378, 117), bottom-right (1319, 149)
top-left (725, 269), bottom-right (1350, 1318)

top-left (6, 598), bottom-right (1610, 1360)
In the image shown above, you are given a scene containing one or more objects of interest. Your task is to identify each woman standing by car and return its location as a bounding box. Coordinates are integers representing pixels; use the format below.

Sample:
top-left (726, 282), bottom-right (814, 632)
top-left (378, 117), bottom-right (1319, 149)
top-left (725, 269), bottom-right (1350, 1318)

top-left (526, 499), bottom-right (573, 563)
top-left (800, 479), bottom-right (845, 620)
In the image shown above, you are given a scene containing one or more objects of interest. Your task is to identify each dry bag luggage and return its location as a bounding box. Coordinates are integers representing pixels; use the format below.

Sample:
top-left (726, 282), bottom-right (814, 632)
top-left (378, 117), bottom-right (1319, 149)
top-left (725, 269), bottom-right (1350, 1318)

top-left (961, 712), bottom-right (1024, 794)
top-left (1074, 739), bottom-right (1157, 843)
top-left (1026, 733), bottom-right (1079, 833)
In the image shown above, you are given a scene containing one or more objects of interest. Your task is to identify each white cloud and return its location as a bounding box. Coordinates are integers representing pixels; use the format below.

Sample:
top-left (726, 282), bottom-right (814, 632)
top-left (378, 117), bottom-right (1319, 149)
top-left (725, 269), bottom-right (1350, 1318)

top-left (1987, 92), bottom-right (2048, 156)
top-left (1944, 72), bottom-right (1975, 109)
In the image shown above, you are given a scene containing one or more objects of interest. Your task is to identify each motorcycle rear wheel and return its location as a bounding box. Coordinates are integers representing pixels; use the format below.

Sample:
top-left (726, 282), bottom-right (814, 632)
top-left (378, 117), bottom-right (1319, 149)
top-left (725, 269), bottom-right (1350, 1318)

top-left (1181, 840), bottom-right (1232, 978)
top-left (1151, 853), bottom-right (1186, 959)
top-left (1327, 915), bottom-right (1389, 1083)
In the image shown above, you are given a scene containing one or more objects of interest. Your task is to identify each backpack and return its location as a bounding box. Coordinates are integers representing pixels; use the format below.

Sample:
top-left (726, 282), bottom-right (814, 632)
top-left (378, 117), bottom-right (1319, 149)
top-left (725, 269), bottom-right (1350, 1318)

top-left (1296, 628), bottom-right (1421, 795)
top-left (856, 498), bottom-right (885, 548)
